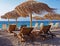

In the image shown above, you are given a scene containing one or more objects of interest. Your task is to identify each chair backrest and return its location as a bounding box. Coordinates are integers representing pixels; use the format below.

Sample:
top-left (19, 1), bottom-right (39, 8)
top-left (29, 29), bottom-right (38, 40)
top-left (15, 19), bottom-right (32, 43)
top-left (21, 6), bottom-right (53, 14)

top-left (40, 25), bottom-right (51, 34)
top-left (2, 24), bottom-right (7, 30)
top-left (20, 25), bottom-right (27, 28)
top-left (20, 25), bottom-right (27, 31)
top-left (54, 23), bottom-right (59, 28)
top-left (20, 27), bottom-right (33, 35)
top-left (40, 23), bottom-right (44, 30)
top-left (9, 24), bottom-right (16, 32)
top-left (34, 23), bottom-right (38, 28)
top-left (49, 23), bottom-right (54, 28)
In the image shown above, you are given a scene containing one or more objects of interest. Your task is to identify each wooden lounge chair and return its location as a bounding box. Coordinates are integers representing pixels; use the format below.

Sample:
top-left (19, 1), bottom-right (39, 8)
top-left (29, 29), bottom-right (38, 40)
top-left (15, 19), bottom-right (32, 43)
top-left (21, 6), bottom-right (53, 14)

top-left (8, 24), bottom-right (17, 33)
top-left (20, 25), bottom-right (27, 29)
top-left (12, 25), bottom-right (27, 36)
top-left (17, 27), bottom-right (33, 42)
top-left (34, 22), bottom-right (38, 28)
top-left (39, 25), bottom-right (56, 40)
top-left (2, 24), bottom-right (7, 31)
top-left (40, 23), bottom-right (44, 30)
top-left (49, 23), bottom-right (54, 30)
top-left (54, 23), bottom-right (60, 29)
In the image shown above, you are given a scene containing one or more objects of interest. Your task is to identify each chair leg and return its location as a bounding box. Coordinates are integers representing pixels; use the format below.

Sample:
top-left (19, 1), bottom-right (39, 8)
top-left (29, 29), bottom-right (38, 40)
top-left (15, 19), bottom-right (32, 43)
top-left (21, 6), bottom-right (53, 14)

top-left (40, 35), bottom-right (47, 41)
top-left (51, 34), bottom-right (56, 38)
top-left (29, 34), bottom-right (35, 41)
top-left (21, 38), bottom-right (25, 42)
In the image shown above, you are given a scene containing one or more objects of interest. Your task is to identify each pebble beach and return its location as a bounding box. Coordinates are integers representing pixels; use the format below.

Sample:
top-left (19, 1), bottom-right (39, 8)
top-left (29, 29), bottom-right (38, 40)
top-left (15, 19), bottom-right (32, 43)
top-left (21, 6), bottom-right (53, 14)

top-left (0, 30), bottom-right (60, 46)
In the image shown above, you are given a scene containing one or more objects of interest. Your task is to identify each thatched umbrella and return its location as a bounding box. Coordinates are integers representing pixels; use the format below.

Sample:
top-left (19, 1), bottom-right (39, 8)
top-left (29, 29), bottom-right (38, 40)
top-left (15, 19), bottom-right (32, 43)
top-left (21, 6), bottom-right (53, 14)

top-left (44, 13), bottom-right (60, 25)
top-left (32, 16), bottom-right (45, 20)
top-left (1, 10), bottom-right (20, 26)
top-left (1, 14), bottom-right (10, 25)
top-left (44, 13), bottom-right (60, 20)
top-left (15, 0), bottom-right (55, 27)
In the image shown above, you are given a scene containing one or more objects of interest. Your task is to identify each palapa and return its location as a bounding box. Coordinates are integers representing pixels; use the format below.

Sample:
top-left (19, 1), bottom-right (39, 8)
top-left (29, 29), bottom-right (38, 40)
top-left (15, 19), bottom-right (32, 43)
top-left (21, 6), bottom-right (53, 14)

top-left (32, 16), bottom-right (45, 20)
top-left (1, 10), bottom-right (20, 26)
top-left (15, 0), bottom-right (55, 27)
top-left (44, 13), bottom-right (60, 20)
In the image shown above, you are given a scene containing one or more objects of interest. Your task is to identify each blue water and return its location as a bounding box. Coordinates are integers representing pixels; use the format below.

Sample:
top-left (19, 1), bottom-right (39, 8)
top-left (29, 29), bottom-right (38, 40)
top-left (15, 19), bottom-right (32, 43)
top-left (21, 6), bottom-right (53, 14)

top-left (0, 21), bottom-right (60, 28)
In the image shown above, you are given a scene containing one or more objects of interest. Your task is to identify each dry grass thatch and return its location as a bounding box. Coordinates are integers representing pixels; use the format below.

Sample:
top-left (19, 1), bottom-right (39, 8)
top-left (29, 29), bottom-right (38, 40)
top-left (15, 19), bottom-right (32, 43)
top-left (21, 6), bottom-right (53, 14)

top-left (44, 13), bottom-right (60, 20)
top-left (15, 1), bottom-right (55, 17)
top-left (32, 16), bottom-right (45, 20)
top-left (1, 10), bottom-right (20, 19)
top-left (15, 1), bottom-right (55, 27)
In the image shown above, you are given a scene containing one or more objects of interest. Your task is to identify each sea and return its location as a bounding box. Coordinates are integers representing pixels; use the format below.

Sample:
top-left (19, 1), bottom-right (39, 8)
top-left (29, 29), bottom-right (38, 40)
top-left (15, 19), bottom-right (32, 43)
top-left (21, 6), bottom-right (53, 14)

top-left (0, 21), bottom-right (60, 29)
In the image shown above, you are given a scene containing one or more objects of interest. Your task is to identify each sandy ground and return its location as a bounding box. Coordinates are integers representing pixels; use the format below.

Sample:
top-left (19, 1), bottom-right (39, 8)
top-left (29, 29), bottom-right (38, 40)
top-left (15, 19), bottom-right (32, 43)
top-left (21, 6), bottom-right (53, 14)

top-left (0, 31), bottom-right (60, 46)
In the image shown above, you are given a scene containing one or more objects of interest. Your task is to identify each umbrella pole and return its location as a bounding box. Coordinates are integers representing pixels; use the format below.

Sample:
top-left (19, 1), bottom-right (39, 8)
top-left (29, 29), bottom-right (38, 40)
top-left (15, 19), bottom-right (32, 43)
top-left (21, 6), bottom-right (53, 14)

top-left (30, 13), bottom-right (32, 27)
top-left (8, 15), bottom-right (10, 27)
top-left (8, 18), bottom-right (9, 27)
top-left (16, 18), bottom-right (17, 26)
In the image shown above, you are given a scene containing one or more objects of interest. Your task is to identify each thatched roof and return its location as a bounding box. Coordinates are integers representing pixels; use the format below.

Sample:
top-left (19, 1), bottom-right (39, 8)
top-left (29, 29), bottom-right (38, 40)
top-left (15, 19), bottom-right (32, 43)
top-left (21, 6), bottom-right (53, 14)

top-left (1, 15), bottom-right (7, 19)
top-left (15, 1), bottom-right (55, 17)
top-left (32, 16), bottom-right (45, 20)
top-left (44, 13), bottom-right (60, 20)
top-left (1, 10), bottom-right (20, 19)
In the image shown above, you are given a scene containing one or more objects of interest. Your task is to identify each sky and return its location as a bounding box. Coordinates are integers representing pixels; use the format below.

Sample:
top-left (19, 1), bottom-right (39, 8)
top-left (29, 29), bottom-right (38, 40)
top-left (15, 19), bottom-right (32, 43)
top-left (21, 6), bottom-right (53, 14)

top-left (0, 0), bottom-right (60, 21)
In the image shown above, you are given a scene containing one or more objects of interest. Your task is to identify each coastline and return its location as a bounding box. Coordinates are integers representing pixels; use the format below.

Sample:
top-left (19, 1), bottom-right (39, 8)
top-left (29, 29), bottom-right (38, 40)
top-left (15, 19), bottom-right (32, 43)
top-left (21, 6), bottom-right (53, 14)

top-left (0, 21), bottom-right (60, 29)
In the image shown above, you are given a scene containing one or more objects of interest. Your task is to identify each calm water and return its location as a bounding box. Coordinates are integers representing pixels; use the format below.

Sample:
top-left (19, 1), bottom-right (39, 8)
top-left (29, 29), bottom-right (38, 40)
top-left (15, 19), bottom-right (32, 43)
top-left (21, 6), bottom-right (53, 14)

top-left (0, 21), bottom-right (60, 28)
